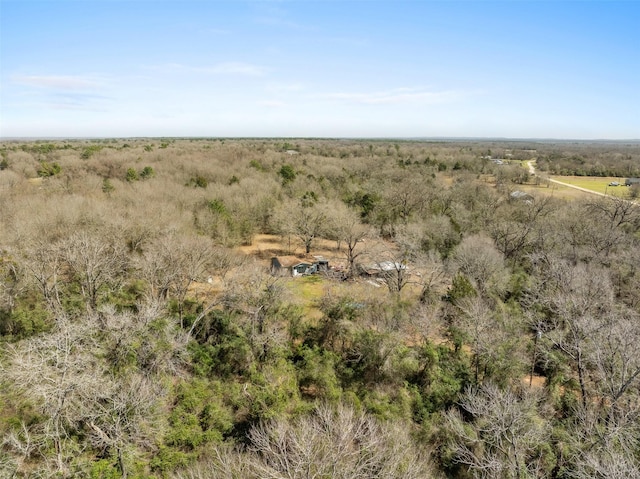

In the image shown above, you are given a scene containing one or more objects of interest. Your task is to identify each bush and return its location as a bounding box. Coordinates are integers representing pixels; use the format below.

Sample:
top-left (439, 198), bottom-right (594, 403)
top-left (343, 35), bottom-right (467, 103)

top-left (188, 175), bottom-right (208, 188)
top-left (102, 178), bottom-right (115, 193)
top-left (80, 145), bottom-right (103, 159)
top-left (139, 166), bottom-right (155, 179)
top-left (126, 167), bottom-right (139, 182)
top-left (278, 164), bottom-right (296, 185)
top-left (0, 306), bottom-right (51, 340)
top-left (37, 161), bottom-right (61, 177)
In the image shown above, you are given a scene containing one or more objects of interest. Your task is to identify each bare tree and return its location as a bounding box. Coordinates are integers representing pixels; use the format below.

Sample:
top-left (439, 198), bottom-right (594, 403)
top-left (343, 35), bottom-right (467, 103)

top-left (533, 259), bottom-right (614, 409)
top-left (221, 264), bottom-right (291, 362)
top-left (136, 233), bottom-right (214, 326)
top-left (85, 373), bottom-right (164, 479)
top-left (446, 383), bottom-right (551, 479)
top-left (454, 296), bottom-right (504, 384)
top-left (325, 201), bottom-right (372, 277)
top-left (61, 230), bottom-right (127, 310)
top-left (563, 401), bottom-right (640, 479)
top-left (2, 314), bottom-right (102, 474)
top-left (569, 450), bottom-right (640, 479)
top-left (2, 303), bottom-right (173, 477)
top-left (554, 202), bottom-right (629, 265)
top-left (272, 197), bottom-right (327, 255)
top-left (585, 195), bottom-right (640, 230)
top-left (489, 196), bottom-right (552, 261)
top-left (0, 251), bottom-right (26, 315)
top-left (22, 238), bottom-right (64, 310)
top-left (592, 308), bottom-right (640, 401)
top-left (449, 234), bottom-right (509, 298)
top-left (241, 403), bottom-right (434, 478)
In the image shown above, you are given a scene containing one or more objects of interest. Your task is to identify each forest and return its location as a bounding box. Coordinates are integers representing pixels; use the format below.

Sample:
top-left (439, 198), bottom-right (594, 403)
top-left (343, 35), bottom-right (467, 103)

top-left (1, 138), bottom-right (640, 478)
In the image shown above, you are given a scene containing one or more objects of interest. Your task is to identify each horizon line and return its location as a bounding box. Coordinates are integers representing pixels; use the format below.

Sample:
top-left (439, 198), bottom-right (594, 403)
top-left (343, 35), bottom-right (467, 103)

top-left (2, 136), bottom-right (640, 143)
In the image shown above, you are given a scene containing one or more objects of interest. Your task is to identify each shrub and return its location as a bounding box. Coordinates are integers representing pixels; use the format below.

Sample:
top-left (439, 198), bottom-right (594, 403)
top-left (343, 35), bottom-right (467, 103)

top-left (80, 145), bottom-right (103, 159)
top-left (139, 166), bottom-right (155, 179)
top-left (125, 167), bottom-right (139, 182)
top-left (102, 178), bottom-right (115, 193)
top-left (37, 161), bottom-right (61, 177)
top-left (188, 175), bottom-right (208, 188)
top-left (278, 164), bottom-right (296, 185)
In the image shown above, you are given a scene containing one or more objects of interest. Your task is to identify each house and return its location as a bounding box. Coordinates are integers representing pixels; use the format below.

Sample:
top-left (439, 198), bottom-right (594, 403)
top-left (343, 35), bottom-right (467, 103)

top-left (270, 256), bottom-right (329, 277)
top-left (625, 178), bottom-right (640, 186)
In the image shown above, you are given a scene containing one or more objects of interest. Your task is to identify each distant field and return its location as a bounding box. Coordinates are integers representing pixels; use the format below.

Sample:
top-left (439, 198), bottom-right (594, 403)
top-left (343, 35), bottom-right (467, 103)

top-left (551, 176), bottom-right (631, 198)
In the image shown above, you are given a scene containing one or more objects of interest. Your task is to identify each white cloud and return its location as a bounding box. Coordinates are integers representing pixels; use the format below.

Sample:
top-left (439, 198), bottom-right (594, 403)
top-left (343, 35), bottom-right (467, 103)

top-left (12, 75), bottom-right (101, 91)
top-left (259, 100), bottom-right (286, 108)
top-left (205, 62), bottom-right (266, 76)
top-left (322, 87), bottom-right (472, 105)
top-left (153, 62), bottom-right (267, 76)
top-left (9, 74), bottom-right (111, 111)
top-left (265, 82), bottom-right (305, 93)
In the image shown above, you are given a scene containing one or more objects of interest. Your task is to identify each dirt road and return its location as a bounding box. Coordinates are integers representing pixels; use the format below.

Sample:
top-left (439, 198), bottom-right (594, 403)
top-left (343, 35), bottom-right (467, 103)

top-left (527, 160), bottom-right (632, 200)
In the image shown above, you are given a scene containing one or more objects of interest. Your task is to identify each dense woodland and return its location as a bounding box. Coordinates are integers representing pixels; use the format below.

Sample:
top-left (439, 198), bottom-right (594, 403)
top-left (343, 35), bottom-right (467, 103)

top-left (1, 138), bottom-right (640, 478)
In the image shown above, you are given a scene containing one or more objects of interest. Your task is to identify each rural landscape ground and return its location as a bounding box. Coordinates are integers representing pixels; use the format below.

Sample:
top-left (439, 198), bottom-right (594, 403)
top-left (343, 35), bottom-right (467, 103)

top-left (1, 138), bottom-right (639, 478)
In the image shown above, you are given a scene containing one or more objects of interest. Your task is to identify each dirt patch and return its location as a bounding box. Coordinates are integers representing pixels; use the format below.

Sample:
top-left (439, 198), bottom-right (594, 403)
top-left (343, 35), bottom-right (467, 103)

top-left (522, 374), bottom-right (546, 389)
top-left (238, 234), bottom-right (342, 266)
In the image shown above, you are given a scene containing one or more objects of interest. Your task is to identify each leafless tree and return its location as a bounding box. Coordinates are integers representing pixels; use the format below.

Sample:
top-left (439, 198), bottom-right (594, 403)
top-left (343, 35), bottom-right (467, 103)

top-left (590, 307), bottom-right (640, 408)
top-left (489, 196), bottom-right (552, 261)
top-left (562, 400), bottom-right (640, 479)
top-left (454, 296), bottom-right (505, 384)
top-left (135, 233), bottom-right (215, 326)
top-left (22, 238), bottom-right (64, 310)
top-left (554, 202), bottom-right (629, 265)
top-left (181, 403), bottom-right (436, 479)
top-left (85, 373), bottom-right (164, 478)
top-left (446, 383), bottom-right (551, 479)
top-left (568, 450), bottom-right (640, 479)
top-left (272, 198), bottom-right (327, 254)
top-left (61, 230), bottom-right (127, 310)
top-left (2, 314), bottom-right (102, 474)
top-left (325, 201), bottom-right (371, 278)
top-left (380, 172), bottom-right (429, 227)
top-left (585, 195), bottom-right (640, 231)
top-left (0, 251), bottom-right (26, 315)
top-left (449, 234), bottom-right (509, 298)
top-left (2, 303), bottom-right (173, 477)
top-left (541, 260), bottom-right (613, 408)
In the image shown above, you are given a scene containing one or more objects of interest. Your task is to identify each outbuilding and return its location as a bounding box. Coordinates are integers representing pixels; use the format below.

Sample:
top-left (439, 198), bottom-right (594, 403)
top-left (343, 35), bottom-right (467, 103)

top-left (625, 178), bottom-right (640, 186)
top-left (270, 256), bottom-right (330, 277)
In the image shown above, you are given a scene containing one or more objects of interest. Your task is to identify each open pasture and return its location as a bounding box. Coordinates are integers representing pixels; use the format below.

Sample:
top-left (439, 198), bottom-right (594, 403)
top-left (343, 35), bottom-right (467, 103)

top-left (551, 175), bottom-right (631, 198)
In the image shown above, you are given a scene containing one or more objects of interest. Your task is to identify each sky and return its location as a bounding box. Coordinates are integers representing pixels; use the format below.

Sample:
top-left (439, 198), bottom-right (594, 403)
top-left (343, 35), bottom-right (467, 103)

top-left (1, 0), bottom-right (638, 139)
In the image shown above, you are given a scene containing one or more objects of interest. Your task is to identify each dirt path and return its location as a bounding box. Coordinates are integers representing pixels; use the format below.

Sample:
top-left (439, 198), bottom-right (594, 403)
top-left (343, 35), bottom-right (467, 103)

top-left (527, 160), bottom-right (636, 202)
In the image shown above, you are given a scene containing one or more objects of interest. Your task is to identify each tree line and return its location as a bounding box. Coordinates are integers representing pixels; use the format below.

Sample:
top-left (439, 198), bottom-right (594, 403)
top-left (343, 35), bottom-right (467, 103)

top-left (1, 138), bottom-right (640, 478)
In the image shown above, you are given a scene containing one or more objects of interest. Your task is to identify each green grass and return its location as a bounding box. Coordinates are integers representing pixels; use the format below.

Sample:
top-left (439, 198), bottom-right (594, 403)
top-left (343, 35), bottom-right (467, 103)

top-left (284, 275), bottom-right (327, 319)
top-left (553, 176), bottom-right (631, 198)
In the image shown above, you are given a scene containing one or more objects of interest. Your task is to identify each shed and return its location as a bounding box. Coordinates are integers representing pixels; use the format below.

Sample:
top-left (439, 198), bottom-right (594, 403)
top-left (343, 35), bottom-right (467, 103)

top-left (312, 256), bottom-right (330, 272)
top-left (270, 256), bottom-right (329, 277)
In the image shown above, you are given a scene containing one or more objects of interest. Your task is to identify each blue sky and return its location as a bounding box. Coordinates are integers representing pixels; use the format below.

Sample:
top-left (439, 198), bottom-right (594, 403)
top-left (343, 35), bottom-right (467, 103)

top-left (1, 0), bottom-right (638, 139)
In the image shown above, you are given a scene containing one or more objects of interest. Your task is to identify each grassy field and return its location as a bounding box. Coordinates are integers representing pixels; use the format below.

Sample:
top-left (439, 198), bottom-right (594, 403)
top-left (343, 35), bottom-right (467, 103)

top-left (551, 176), bottom-right (631, 198)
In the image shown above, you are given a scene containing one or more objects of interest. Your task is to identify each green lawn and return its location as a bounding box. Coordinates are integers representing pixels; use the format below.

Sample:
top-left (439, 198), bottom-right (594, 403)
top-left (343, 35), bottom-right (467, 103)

top-left (553, 176), bottom-right (631, 198)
